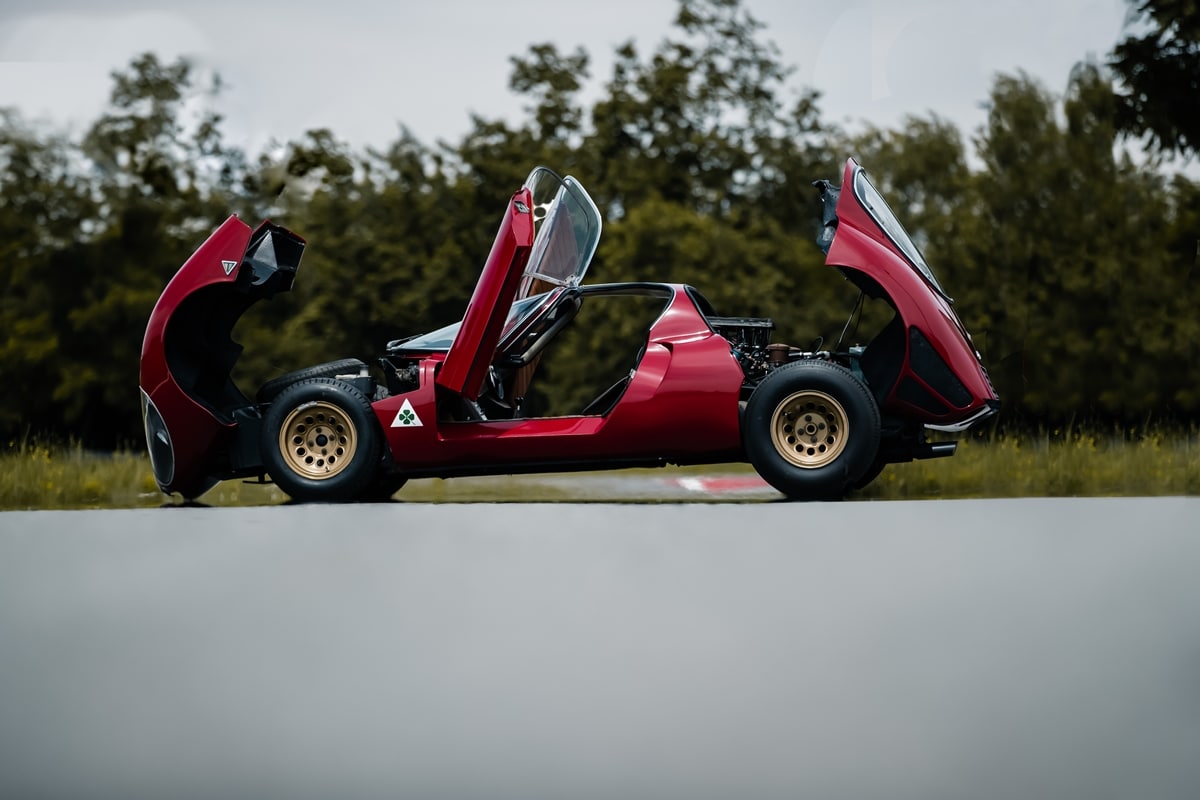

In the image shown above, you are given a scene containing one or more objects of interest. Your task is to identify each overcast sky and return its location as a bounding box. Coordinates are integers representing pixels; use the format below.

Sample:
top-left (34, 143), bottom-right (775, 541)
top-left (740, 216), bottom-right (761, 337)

top-left (0, 0), bottom-right (1131, 155)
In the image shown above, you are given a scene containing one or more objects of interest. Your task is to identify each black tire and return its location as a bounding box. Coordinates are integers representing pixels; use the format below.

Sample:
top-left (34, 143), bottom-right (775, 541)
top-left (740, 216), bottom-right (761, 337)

top-left (852, 458), bottom-right (887, 490)
top-left (743, 360), bottom-right (881, 500)
top-left (256, 358), bottom-right (367, 404)
top-left (262, 377), bottom-right (382, 502)
top-left (360, 472), bottom-right (408, 502)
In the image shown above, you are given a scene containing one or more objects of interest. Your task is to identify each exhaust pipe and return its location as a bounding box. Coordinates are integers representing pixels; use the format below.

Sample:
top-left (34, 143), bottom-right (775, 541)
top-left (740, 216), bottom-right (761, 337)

top-left (914, 441), bottom-right (957, 460)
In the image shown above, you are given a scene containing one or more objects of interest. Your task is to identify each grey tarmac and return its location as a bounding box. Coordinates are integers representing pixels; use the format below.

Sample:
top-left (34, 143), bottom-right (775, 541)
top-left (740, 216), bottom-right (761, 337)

top-left (1, 497), bottom-right (1198, 800)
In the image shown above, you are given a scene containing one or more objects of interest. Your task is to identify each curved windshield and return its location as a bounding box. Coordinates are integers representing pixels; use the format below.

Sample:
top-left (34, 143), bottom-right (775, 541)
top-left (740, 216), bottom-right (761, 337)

top-left (852, 167), bottom-right (946, 296)
top-left (518, 167), bottom-right (602, 298)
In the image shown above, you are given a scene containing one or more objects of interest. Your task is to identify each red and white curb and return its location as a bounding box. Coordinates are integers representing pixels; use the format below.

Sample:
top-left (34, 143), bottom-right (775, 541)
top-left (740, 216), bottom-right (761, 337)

top-left (667, 475), bottom-right (774, 495)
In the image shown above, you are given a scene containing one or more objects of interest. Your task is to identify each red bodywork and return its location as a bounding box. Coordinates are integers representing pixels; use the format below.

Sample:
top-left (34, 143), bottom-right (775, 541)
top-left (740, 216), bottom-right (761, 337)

top-left (436, 188), bottom-right (535, 399)
top-left (139, 160), bottom-right (998, 500)
top-left (380, 185), bottom-right (745, 475)
top-left (141, 217), bottom-right (253, 498)
top-left (375, 287), bottom-right (745, 476)
top-left (141, 217), bottom-right (304, 497)
top-left (826, 160), bottom-right (996, 426)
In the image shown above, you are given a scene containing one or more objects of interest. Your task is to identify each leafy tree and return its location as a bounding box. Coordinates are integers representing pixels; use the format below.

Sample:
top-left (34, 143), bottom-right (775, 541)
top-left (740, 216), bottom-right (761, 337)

top-left (230, 122), bottom-right (550, 397)
top-left (969, 66), bottom-right (1189, 420)
top-left (77, 55), bottom-right (251, 445)
top-left (0, 113), bottom-right (94, 437)
top-left (509, 43), bottom-right (591, 146)
top-left (1160, 173), bottom-right (1200, 409)
top-left (579, 0), bottom-right (819, 217)
top-left (1109, 0), bottom-right (1200, 158)
top-left (841, 116), bottom-right (973, 251)
top-left (7, 0), bottom-right (1200, 453)
top-left (0, 53), bottom-right (252, 446)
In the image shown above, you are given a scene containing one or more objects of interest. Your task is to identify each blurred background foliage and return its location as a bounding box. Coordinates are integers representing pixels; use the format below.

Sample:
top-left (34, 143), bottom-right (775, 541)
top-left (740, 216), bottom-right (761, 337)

top-left (1, 0), bottom-right (1197, 448)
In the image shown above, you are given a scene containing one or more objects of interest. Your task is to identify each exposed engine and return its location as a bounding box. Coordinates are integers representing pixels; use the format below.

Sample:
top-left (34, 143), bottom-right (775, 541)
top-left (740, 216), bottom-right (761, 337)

top-left (708, 316), bottom-right (786, 383)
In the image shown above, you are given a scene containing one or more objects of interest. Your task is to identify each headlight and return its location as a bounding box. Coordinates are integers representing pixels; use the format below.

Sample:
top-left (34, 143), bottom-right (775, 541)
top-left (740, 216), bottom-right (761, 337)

top-left (141, 390), bottom-right (175, 488)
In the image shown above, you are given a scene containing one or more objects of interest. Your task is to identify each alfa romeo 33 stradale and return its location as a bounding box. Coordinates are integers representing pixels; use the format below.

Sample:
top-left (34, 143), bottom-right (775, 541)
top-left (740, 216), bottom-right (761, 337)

top-left (140, 159), bottom-right (999, 502)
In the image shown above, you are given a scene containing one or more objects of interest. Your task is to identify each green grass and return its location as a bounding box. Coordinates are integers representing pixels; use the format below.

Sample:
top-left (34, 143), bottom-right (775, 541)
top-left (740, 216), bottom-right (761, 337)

top-left (2, 431), bottom-right (1198, 510)
top-left (857, 430), bottom-right (1200, 500)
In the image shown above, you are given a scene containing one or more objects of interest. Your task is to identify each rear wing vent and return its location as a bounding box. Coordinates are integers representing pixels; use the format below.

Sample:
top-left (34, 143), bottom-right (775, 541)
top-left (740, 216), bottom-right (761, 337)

top-left (242, 224), bottom-right (306, 293)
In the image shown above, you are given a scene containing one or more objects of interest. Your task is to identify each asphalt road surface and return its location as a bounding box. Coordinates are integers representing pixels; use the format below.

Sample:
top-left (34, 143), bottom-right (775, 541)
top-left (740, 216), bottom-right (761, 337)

top-left (2, 498), bottom-right (1198, 800)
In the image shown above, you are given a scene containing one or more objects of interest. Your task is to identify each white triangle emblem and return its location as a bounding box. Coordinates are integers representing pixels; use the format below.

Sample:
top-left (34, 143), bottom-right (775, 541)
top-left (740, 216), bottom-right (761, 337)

top-left (221, 259), bottom-right (237, 275)
top-left (391, 398), bottom-right (423, 428)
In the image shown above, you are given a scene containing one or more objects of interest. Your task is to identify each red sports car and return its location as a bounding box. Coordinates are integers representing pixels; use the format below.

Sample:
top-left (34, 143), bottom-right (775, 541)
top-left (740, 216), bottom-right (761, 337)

top-left (140, 159), bottom-right (999, 502)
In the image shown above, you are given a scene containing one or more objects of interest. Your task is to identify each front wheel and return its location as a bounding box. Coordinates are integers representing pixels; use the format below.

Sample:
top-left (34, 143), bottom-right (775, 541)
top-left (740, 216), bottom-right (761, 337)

top-left (743, 361), bottom-right (880, 500)
top-left (851, 457), bottom-right (887, 490)
top-left (262, 377), bottom-right (382, 502)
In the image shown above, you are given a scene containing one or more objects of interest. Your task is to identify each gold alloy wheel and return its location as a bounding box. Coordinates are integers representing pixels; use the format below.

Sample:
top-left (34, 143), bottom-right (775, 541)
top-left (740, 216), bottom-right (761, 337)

top-left (770, 389), bottom-right (850, 469)
top-left (278, 401), bottom-right (357, 480)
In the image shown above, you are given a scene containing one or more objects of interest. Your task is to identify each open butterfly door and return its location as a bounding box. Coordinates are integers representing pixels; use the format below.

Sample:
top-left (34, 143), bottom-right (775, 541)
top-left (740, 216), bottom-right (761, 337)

top-left (436, 167), bottom-right (602, 401)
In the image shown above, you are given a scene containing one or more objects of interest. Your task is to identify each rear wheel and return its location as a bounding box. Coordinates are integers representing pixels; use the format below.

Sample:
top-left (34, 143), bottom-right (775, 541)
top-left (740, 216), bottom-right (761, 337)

top-left (743, 361), bottom-right (880, 500)
top-left (361, 472), bottom-right (408, 502)
top-left (256, 358), bottom-right (367, 403)
top-left (262, 377), bottom-right (382, 502)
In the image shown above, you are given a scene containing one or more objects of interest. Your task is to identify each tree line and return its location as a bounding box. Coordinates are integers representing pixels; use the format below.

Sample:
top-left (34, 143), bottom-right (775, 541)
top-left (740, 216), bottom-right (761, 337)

top-left (1, 0), bottom-right (1197, 448)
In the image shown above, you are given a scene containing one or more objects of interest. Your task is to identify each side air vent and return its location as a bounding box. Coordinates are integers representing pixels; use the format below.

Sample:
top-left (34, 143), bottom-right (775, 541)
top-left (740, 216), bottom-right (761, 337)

top-left (859, 313), bottom-right (906, 404)
top-left (909, 327), bottom-right (972, 409)
top-left (896, 377), bottom-right (950, 416)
